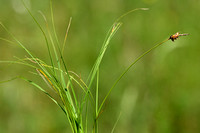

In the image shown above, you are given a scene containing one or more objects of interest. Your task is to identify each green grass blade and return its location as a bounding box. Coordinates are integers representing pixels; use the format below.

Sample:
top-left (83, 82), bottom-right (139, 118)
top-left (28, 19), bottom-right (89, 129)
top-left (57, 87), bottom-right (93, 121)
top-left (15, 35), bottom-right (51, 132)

top-left (82, 22), bottom-right (122, 113)
top-left (0, 23), bottom-right (34, 60)
top-left (115, 8), bottom-right (149, 23)
top-left (3, 76), bottom-right (67, 115)
top-left (111, 112), bottom-right (122, 133)
top-left (88, 22), bottom-right (122, 90)
top-left (62, 17), bottom-right (72, 55)
top-left (0, 60), bottom-right (39, 70)
top-left (50, 0), bottom-right (60, 47)
top-left (0, 22), bottom-right (53, 84)
top-left (0, 76), bottom-right (20, 84)
top-left (86, 23), bottom-right (121, 84)
top-left (95, 69), bottom-right (99, 133)
top-left (0, 37), bottom-right (16, 45)
top-left (50, 0), bottom-right (78, 116)
top-left (39, 4), bottom-right (80, 131)
top-left (38, 10), bottom-right (60, 83)
top-left (98, 39), bottom-right (169, 114)
top-left (86, 8), bottom-right (149, 84)
top-left (22, 0), bottom-right (55, 74)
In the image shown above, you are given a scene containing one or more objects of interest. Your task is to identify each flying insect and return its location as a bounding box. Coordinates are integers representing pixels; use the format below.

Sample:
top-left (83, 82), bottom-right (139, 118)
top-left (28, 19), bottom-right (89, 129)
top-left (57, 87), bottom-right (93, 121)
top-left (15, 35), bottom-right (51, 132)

top-left (169, 32), bottom-right (189, 42)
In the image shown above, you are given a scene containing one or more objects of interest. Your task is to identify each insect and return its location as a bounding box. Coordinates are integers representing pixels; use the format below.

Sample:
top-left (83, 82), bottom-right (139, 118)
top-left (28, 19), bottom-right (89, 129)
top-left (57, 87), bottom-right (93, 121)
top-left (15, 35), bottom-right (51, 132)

top-left (169, 32), bottom-right (189, 42)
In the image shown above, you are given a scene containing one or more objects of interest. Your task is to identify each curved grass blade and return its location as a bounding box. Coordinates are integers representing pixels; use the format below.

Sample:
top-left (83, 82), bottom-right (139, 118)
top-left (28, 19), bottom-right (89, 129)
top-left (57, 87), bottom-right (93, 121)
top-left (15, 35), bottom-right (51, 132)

top-left (0, 22), bottom-right (54, 84)
top-left (62, 17), bottom-right (72, 55)
top-left (0, 76), bottom-right (66, 115)
top-left (49, 0), bottom-right (78, 116)
top-left (0, 76), bottom-right (20, 84)
top-left (85, 22), bottom-right (122, 97)
top-left (80, 23), bottom-right (122, 122)
top-left (21, 0), bottom-right (55, 75)
top-left (86, 8), bottom-right (149, 84)
top-left (98, 39), bottom-right (169, 114)
top-left (22, 77), bottom-right (67, 114)
top-left (0, 60), bottom-right (39, 69)
top-left (0, 37), bottom-right (16, 46)
top-left (115, 8), bottom-right (149, 23)
top-left (39, 5), bottom-right (80, 131)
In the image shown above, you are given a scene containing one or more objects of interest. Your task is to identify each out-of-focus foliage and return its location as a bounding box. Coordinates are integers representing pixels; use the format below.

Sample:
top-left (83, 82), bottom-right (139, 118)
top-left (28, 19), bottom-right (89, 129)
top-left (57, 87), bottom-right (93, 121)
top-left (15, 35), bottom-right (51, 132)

top-left (0, 0), bottom-right (200, 133)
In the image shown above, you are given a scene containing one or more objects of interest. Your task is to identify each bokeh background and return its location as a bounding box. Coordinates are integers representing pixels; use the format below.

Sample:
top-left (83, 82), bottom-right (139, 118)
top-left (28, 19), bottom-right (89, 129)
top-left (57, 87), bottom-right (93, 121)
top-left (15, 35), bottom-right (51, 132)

top-left (0, 0), bottom-right (200, 133)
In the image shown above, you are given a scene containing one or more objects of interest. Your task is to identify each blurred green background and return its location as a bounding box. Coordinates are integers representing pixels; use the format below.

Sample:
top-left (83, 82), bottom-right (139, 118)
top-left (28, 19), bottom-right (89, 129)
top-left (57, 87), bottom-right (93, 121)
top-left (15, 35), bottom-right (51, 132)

top-left (0, 0), bottom-right (200, 133)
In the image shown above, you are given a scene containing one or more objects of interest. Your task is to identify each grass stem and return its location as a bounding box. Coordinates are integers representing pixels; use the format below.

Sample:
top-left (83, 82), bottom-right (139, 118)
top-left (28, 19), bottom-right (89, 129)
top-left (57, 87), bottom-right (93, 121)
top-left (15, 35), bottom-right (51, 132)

top-left (98, 38), bottom-right (169, 114)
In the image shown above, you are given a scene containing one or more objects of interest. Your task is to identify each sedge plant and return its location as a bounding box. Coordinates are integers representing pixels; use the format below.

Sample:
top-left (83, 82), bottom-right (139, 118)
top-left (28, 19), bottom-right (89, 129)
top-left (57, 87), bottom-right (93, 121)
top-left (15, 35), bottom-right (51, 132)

top-left (0, 0), bottom-right (188, 133)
